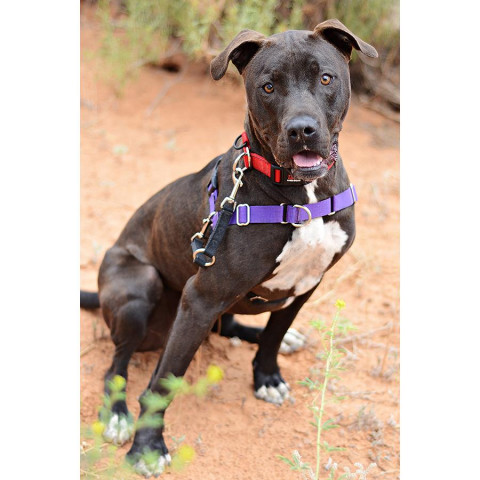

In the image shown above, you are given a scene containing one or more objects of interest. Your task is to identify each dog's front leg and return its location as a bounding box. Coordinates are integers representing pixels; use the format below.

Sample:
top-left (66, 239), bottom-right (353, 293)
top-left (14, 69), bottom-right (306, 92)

top-left (253, 287), bottom-right (317, 405)
top-left (126, 273), bottom-right (246, 477)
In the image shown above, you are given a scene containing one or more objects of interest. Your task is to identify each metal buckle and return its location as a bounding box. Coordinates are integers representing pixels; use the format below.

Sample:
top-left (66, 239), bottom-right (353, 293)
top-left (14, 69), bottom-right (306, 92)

top-left (328, 196), bottom-right (336, 216)
top-left (349, 183), bottom-right (357, 203)
top-left (280, 203), bottom-right (289, 224)
top-left (236, 204), bottom-right (250, 226)
top-left (192, 248), bottom-right (216, 267)
top-left (291, 205), bottom-right (312, 227)
top-left (270, 164), bottom-right (286, 184)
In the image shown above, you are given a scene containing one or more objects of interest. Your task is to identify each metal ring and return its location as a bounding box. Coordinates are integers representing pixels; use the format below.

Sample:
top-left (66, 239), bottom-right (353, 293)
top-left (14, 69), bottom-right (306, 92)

top-left (192, 248), bottom-right (216, 267)
top-left (291, 205), bottom-right (312, 227)
top-left (233, 134), bottom-right (247, 150)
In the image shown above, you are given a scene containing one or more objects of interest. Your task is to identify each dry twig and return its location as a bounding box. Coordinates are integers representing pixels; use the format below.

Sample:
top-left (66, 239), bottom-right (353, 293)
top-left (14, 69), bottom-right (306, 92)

top-left (335, 322), bottom-right (393, 346)
top-left (145, 65), bottom-right (189, 117)
top-left (81, 343), bottom-right (97, 357)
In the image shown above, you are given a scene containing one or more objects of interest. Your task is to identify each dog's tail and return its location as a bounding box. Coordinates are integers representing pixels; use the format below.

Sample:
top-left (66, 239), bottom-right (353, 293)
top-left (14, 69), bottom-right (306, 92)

top-left (80, 290), bottom-right (100, 309)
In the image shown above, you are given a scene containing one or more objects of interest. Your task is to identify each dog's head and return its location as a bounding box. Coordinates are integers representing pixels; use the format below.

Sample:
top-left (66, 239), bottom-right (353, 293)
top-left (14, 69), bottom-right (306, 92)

top-left (211, 20), bottom-right (378, 181)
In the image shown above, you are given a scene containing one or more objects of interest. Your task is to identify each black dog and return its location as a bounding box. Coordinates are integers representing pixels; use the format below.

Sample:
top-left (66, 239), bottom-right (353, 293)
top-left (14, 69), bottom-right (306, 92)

top-left (80, 19), bottom-right (377, 477)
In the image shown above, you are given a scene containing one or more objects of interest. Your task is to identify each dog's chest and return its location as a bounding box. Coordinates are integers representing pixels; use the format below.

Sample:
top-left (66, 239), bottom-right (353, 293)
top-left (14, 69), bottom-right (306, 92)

top-left (260, 183), bottom-right (349, 296)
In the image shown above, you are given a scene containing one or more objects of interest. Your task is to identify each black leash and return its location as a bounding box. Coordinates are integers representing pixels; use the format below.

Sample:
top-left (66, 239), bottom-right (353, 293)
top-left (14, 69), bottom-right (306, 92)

top-left (190, 155), bottom-right (233, 267)
top-left (191, 194), bottom-right (234, 267)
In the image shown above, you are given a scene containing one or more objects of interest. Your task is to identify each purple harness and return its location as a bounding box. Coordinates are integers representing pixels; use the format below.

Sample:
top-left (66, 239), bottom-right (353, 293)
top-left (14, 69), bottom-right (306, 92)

top-left (208, 182), bottom-right (358, 228)
top-left (191, 136), bottom-right (358, 268)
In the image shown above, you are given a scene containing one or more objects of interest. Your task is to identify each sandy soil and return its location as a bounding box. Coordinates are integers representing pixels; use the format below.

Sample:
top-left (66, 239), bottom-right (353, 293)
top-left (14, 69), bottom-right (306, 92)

top-left (80, 6), bottom-right (399, 479)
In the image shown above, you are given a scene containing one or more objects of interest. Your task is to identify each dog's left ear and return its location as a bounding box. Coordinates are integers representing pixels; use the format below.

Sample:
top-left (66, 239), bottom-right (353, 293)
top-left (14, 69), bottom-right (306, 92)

top-left (313, 19), bottom-right (378, 61)
top-left (211, 29), bottom-right (266, 80)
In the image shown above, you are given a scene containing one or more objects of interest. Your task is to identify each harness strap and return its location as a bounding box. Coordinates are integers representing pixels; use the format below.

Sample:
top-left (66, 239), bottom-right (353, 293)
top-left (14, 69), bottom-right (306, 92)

top-left (191, 134), bottom-right (355, 268)
top-left (209, 184), bottom-right (357, 228)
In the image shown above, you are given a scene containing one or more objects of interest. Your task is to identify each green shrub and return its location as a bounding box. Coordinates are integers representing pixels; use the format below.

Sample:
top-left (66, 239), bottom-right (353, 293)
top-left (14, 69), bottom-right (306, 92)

top-left (92, 0), bottom-right (398, 91)
top-left (326, 0), bottom-right (399, 58)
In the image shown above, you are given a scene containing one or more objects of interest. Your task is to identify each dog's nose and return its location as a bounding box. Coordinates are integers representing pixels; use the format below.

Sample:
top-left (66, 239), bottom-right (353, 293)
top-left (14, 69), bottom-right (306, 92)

top-left (286, 116), bottom-right (318, 143)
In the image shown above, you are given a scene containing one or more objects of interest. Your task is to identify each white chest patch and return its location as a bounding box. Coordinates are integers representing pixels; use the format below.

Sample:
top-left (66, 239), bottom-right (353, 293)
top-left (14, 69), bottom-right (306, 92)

top-left (260, 182), bottom-right (349, 296)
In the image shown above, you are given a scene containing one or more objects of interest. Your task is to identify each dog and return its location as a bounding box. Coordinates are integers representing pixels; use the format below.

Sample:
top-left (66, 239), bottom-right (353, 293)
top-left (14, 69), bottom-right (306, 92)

top-left (80, 19), bottom-right (377, 477)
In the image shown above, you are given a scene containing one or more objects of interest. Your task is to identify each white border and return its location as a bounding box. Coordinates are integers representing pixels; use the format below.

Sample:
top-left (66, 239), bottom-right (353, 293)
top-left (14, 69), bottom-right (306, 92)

top-left (401, 1), bottom-right (480, 477)
top-left (1, 1), bottom-right (78, 477)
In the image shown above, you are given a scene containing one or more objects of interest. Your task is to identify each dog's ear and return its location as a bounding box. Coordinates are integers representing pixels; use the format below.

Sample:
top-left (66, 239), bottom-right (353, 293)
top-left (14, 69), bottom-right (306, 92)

top-left (211, 30), bottom-right (266, 80)
top-left (313, 19), bottom-right (378, 61)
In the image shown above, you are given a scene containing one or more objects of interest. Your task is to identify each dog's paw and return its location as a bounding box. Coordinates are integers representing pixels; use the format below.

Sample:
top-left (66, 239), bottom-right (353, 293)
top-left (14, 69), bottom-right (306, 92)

top-left (254, 369), bottom-right (291, 405)
top-left (279, 328), bottom-right (306, 354)
top-left (103, 413), bottom-right (135, 446)
top-left (255, 381), bottom-right (291, 405)
top-left (133, 453), bottom-right (172, 478)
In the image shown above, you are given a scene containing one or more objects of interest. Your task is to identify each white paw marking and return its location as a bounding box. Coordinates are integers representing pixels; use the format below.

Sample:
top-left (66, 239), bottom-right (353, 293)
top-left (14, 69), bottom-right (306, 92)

top-left (229, 336), bottom-right (242, 347)
top-left (134, 454), bottom-right (171, 478)
top-left (103, 413), bottom-right (134, 446)
top-left (279, 328), bottom-right (307, 354)
top-left (255, 382), bottom-right (291, 405)
top-left (260, 218), bottom-right (348, 296)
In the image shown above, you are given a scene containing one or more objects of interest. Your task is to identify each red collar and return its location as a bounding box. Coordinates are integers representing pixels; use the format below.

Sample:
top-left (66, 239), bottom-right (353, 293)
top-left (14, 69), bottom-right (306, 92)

top-left (236, 132), bottom-right (336, 186)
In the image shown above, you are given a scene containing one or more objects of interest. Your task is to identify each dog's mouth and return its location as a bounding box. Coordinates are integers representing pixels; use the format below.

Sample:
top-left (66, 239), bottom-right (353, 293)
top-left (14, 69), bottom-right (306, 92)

top-left (292, 151), bottom-right (324, 169)
top-left (289, 145), bottom-right (337, 180)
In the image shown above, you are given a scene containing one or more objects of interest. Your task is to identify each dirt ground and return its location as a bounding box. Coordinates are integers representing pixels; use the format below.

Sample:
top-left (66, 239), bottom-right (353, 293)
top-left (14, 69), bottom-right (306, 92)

top-left (80, 6), bottom-right (399, 479)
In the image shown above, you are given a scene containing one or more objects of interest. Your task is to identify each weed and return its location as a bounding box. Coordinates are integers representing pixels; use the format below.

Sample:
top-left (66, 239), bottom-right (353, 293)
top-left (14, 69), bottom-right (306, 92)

top-left (80, 364), bottom-right (224, 478)
top-left (279, 300), bottom-right (377, 480)
top-left (112, 144), bottom-right (129, 156)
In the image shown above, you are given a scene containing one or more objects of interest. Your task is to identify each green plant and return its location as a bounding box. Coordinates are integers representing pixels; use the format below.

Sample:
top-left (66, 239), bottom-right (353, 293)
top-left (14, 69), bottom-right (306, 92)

top-left (279, 300), bottom-right (376, 480)
top-left (326, 0), bottom-right (399, 61)
top-left (89, 0), bottom-right (399, 93)
top-left (92, 0), bottom-right (309, 91)
top-left (95, 0), bottom-right (169, 91)
top-left (80, 364), bottom-right (224, 478)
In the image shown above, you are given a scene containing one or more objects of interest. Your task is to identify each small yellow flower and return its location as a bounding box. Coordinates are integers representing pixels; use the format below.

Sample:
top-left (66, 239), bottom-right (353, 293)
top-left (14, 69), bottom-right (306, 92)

top-left (91, 420), bottom-right (105, 436)
top-left (177, 444), bottom-right (195, 463)
top-left (335, 299), bottom-right (346, 310)
top-left (112, 375), bottom-right (126, 390)
top-left (206, 365), bottom-right (224, 384)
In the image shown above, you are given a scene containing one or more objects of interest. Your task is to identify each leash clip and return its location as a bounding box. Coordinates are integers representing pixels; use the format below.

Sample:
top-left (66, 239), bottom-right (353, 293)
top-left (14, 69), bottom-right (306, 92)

top-left (232, 152), bottom-right (249, 185)
top-left (223, 160), bottom-right (247, 211)
top-left (190, 212), bottom-right (216, 242)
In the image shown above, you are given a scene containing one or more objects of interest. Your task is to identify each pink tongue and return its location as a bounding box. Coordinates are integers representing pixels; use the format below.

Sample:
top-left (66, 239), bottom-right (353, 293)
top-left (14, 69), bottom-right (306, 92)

top-left (292, 151), bottom-right (323, 167)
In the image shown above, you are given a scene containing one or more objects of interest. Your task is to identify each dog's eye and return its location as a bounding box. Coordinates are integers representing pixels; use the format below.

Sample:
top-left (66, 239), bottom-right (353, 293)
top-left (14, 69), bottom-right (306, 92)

top-left (263, 83), bottom-right (274, 94)
top-left (320, 74), bottom-right (332, 86)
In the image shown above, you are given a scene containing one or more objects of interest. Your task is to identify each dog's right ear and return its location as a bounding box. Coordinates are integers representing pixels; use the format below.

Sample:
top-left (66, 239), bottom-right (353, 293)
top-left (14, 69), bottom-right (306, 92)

top-left (210, 30), bottom-right (266, 80)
